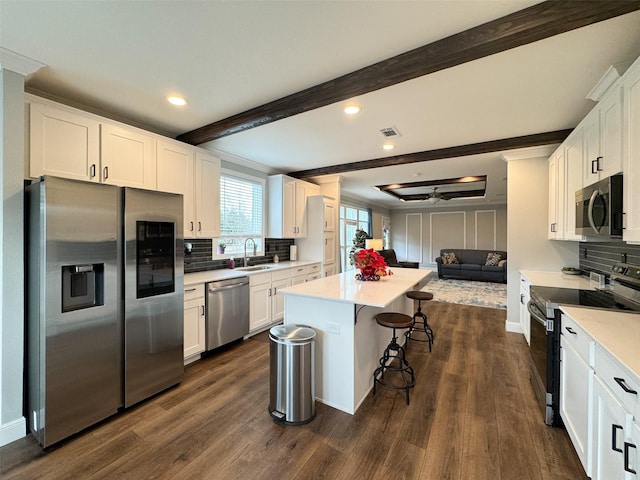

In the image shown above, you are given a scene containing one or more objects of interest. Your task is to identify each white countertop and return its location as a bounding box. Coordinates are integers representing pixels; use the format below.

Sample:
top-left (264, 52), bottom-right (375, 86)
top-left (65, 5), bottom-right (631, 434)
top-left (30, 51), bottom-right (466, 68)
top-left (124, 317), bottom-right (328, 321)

top-left (561, 306), bottom-right (640, 377)
top-left (280, 267), bottom-right (431, 308)
top-left (520, 270), bottom-right (598, 290)
top-left (184, 260), bottom-right (319, 286)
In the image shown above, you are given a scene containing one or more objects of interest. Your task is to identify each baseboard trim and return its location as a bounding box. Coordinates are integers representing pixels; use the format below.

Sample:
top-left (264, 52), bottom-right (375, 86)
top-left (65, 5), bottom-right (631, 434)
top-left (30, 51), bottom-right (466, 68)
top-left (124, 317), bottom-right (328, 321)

top-left (505, 319), bottom-right (523, 334)
top-left (0, 416), bottom-right (27, 447)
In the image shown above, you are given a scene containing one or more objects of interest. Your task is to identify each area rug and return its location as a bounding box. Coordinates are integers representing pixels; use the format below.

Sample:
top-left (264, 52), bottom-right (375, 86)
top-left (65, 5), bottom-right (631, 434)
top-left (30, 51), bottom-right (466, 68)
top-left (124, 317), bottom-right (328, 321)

top-left (422, 277), bottom-right (507, 310)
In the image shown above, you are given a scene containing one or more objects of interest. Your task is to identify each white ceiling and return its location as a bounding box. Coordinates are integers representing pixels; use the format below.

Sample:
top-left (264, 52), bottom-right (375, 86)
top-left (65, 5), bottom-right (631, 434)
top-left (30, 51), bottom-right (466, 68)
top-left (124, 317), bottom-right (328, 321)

top-left (3, 1), bottom-right (640, 209)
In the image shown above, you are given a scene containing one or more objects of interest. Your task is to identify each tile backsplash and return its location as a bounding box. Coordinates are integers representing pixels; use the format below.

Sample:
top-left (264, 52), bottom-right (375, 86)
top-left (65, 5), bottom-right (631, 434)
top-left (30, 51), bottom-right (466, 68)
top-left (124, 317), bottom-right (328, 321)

top-left (184, 238), bottom-right (295, 273)
top-left (579, 242), bottom-right (640, 278)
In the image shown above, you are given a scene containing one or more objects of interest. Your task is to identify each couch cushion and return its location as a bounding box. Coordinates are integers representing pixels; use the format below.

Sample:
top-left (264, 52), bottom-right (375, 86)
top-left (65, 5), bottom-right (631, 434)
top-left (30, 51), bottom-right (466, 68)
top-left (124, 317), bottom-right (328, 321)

top-left (482, 265), bottom-right (504, 272)
top-left (460, 264), bottom-right (481, 271)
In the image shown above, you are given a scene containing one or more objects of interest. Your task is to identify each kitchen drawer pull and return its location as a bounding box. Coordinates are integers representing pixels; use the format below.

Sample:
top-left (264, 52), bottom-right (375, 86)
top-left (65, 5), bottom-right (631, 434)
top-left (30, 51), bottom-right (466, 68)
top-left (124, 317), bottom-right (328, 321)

top-left (625, 442), bottom-right (637, 474)
top-left (613, 424), bottom-right (623, 452)
top-left (90, 164), bottom-right (96, 178)
top-left (190, 221), bottom-right (194, 232)
top-left (201, 305), bottom-right (205, 316)
top-left (198, 222), bottom-right (202, 232)
top-left (520, 294), bottom-right (524, 304)
top-left (103, 166), bottom-right (109, 180)
top-left (591, 158), bottom-right (598, 174)
top-left (565, 326), bottom-right (577, 335)
top-left (614, 377), bottom-right (638, 395)
top-left (185, 288), bottom-right (197, 293)
top-left (596, 156), bottom-right (603, 172)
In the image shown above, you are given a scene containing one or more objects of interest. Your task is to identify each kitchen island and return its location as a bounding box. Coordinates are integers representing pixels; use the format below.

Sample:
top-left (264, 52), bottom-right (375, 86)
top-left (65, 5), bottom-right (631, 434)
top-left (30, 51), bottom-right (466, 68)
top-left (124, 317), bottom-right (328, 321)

top-left (281, 268), bottom-right (431, 414)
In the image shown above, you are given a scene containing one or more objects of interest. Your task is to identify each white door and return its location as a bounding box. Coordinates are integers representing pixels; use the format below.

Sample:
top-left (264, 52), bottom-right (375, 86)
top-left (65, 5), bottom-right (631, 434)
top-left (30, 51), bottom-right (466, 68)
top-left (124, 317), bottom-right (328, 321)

top-left (195, 153), bottom-right (220, 238)
top-left (157, 141), bottom-right (195, 237)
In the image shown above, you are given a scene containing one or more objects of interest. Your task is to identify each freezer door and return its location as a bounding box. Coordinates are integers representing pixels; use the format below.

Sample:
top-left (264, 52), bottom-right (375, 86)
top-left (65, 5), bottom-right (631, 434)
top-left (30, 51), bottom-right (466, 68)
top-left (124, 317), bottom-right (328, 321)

top-left (123, 187), bottom-right (184, 407)
top-left (27, 176), bottom-right (121, 447)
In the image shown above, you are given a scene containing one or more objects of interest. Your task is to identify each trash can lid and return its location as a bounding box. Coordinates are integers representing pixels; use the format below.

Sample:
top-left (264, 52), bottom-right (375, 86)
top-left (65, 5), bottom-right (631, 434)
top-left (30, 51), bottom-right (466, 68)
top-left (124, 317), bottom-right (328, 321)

top-left (269, 324), bottom-right (316, 343)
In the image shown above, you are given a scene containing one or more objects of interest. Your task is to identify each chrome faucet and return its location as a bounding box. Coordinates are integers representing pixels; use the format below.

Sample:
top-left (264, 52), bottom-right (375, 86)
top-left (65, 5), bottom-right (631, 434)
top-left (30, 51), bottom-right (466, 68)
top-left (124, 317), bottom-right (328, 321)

top-left (244, 238), bottom-right (256, 267)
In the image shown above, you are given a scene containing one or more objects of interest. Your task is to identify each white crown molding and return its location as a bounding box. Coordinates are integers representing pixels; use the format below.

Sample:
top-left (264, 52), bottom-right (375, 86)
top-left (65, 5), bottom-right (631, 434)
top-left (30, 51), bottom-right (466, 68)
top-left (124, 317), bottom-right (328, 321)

top-left (0, 48), bottom-right (45, 77)
top-left (309, 174), bottom-right (343, 185)
top-left (203, 147), bottom-right (277, 174)
top-left (586, 63), bottom-right (630, 102)
top-left (501, 145), bottom-right (557, 162)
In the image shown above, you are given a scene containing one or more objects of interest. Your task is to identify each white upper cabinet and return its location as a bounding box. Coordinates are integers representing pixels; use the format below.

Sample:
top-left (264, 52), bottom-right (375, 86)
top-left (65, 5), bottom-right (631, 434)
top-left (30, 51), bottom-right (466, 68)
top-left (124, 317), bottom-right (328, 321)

top-left (100, 124), bottom-right (156, 189)
top-left (157, 140), bottom-right (196, 237)
top-left (583, 84), bottom-right (623, 187)
top-left (194, 152), bottom-right (221, 238)
top-left (548, 148), bottom-right (562, 240)
top-left (623, 57), bottom-right (640, 244)
top-left (29, 102), bottom-right (100, 181)
top-left (562, 129), bottom-right (585, 241)
top-left (267, 174), bottom-right (319, 238)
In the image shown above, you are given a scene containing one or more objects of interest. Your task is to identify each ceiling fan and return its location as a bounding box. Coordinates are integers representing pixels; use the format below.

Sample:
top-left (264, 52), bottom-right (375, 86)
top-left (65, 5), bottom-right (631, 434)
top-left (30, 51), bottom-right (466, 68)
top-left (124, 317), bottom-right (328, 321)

top-left (425, 187), bottom-right (449, 204)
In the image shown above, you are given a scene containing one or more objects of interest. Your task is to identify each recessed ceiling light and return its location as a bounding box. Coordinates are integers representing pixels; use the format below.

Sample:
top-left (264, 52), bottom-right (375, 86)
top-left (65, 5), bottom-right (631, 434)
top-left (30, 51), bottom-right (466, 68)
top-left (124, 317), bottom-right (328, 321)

top-left (167, 95), bottom-right (187, 106)
top-left (344, 103), bottom-right (361, 115)
top-left (382, 143), bottom-right (395, 150)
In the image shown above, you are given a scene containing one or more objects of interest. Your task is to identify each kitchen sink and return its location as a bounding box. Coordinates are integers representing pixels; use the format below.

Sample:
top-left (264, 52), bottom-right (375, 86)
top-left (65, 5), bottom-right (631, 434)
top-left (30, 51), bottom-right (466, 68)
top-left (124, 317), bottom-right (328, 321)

top-left (236, 265), bottom-right (273, 272)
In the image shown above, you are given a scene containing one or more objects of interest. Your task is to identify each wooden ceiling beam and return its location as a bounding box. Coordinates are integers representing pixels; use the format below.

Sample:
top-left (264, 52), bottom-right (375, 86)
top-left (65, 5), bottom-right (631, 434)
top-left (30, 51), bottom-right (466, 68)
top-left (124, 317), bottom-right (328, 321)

top-left (176, 1), bottom-right (640, 145)
top-left (288, 129), bottom-right (572, 179)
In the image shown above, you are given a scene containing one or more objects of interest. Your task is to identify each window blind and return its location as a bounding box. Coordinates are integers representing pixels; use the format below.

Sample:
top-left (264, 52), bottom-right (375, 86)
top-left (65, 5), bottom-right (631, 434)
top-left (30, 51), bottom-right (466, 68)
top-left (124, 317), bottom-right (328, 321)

top-left (220, 173), bottom-right (264, 237)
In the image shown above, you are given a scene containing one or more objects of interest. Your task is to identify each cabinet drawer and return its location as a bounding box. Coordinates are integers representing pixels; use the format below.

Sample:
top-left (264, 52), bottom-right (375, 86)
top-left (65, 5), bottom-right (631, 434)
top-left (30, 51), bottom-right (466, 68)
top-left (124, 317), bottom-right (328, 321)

top-left (271, 268), bottom-right (291, 281)
top-left (250, 272), bottom-right (272, 286)
top-left (595, 345), bottom-right (640, 417)
top-left (184, 284), bottom-right (204, 301)
top-left (561, 314), bottom-right (593, 366)
top-left (289, 265), bottom-right (308, 278)
top-left (308, 263), bottom-right (321, 274)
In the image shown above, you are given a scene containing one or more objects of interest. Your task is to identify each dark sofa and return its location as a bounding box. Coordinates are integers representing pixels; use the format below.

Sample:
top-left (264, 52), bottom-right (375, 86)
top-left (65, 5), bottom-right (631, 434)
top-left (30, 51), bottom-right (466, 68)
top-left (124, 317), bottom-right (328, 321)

top-left (378, 249), bottom-right (419, 269)
top-left (435, 248), bottom-right (507, 283)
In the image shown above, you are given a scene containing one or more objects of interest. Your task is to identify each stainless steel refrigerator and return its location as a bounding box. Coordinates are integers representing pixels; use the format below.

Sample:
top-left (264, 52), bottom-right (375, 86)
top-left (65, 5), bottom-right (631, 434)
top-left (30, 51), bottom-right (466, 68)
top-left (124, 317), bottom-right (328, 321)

top-left (26, 176), bottom-right (184, 447)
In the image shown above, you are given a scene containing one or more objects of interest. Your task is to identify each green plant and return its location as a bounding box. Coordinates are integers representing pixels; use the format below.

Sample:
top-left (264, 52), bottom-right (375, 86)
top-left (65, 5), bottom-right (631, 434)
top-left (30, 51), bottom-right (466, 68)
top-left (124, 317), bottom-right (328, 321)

top-left (217, 240), bottom-right (226, 248)
top-left (348, 229), bottom-right (370, 265)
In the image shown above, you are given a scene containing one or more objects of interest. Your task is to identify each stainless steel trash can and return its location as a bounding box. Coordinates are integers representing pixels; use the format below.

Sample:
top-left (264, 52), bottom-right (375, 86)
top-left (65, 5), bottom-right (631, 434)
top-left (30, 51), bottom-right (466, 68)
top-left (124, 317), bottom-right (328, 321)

top-left (269, 324), bottom-right (316, 425)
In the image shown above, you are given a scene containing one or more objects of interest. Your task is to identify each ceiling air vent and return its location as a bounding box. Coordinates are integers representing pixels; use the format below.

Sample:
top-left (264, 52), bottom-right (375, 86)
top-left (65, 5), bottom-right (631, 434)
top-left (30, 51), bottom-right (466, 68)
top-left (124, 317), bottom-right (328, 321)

top-left (380, 126), bottom-right (400, 138)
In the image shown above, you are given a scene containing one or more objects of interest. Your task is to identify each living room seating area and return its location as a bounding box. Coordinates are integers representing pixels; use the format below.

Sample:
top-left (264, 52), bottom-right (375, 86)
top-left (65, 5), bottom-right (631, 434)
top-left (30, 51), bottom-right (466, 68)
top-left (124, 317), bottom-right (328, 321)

top-left (435, 248), bottom-right (507, 283)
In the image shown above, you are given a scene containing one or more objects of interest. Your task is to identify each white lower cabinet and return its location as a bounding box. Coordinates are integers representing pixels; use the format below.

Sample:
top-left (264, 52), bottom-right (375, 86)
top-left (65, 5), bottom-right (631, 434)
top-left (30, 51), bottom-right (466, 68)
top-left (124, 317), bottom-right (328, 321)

top-left (519, 274), bottom-right (531, 344)
top-left (183, 284), bottom-right (205, 363)
top-left (249, 269), bottom-right (291, 332)
top-left (560, 313), bottom-right (594, 476)
top-left (592, 344), bottom-right (640, 479)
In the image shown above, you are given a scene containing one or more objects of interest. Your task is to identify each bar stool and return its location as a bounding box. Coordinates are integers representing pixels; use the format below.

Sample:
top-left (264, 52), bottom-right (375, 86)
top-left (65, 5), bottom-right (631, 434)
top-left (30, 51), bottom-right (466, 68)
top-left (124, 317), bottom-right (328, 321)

top-left (405, 291), bottom-right (435, 351)
top-left (372, 312), bottom-right (415, 405)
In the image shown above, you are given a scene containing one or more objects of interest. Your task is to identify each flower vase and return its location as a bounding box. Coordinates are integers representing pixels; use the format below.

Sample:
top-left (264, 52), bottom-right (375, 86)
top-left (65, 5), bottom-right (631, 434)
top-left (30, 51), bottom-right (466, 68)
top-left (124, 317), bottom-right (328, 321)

top-left (356, 265), bottom-right (380, 281)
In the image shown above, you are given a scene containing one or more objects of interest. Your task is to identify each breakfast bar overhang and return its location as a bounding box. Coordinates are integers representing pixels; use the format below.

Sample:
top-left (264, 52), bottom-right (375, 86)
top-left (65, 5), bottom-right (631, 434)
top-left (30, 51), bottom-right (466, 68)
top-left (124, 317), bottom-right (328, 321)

top-left (281, 268), bottom-right (431, 414)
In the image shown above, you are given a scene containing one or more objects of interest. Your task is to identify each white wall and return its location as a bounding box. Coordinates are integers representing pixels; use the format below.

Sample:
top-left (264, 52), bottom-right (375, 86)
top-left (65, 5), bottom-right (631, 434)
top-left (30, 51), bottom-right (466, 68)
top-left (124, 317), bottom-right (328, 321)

top-left (0, 67), bottom-right (28, 446)
top-left (505, 156), bottom-right (578, 332)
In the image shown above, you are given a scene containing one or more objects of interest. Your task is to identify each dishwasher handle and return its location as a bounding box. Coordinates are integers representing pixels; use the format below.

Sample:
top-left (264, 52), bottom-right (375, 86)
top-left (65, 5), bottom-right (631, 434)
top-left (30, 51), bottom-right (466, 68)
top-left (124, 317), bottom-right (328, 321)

top-left (207, 277), bottom-right (249, 293)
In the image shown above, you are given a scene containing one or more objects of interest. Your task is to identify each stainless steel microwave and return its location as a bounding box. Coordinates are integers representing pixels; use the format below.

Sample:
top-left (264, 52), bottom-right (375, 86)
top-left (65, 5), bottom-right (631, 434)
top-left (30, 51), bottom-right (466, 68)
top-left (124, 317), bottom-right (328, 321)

top-left (575, 174), bottom-right (623, 239)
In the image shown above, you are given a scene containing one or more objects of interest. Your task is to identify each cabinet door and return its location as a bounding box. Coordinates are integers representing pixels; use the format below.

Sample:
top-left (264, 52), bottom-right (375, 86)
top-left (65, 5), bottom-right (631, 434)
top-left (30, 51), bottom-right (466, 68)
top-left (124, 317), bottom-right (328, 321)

top-left (623, 61), bottom-right (640, 243)
top-left (157, 141), bottom-right (195, 237)
top-left (282, 179), bottom-right (296, 237)
top-left (295, 181), bottom-right (307, 237)
top-left (599, 87), bottom-right (623, 178)
top-left (323, 263), bottom-right (336, 277)
top-left (324, 233), bottom-right (336, 264)
top-left (563, 130), bottom-right (585, 241)
top-left (271, 277), bottom-right (290, 322)
top-left (593, 377), bottom-right (627, 480)
top-left (560, 338), bottom-right (593, 475)
top-left (183, 298), bottom-right (205, 359)
top-left (324, 199), bottom-right (336, 231)
top-left (194, 152), bottom-right (220, 238)
top-left (548, 154), bottom-right (560, 239)
top-left (519, 280), bottom-right (531, 345)
top-left (29, 102), bottom-right (99, 181)
top-left (250, 283), bottom-right (271, 331)
top-left (584, 112), bottom-right (601, 187)
top-left (100, 124), bottom-right (156, 189)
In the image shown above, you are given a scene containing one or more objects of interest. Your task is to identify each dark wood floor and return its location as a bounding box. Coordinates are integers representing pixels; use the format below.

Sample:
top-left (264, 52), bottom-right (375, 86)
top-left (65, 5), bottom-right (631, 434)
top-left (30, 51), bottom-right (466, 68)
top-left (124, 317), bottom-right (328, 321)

top-left (1, 302), bottom-right (587, 480)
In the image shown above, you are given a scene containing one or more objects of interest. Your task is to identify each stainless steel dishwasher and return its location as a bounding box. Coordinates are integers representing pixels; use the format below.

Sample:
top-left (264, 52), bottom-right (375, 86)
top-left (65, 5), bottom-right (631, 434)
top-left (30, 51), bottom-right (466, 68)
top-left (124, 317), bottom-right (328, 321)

top-left (205, 277), bottom-right (250, 350)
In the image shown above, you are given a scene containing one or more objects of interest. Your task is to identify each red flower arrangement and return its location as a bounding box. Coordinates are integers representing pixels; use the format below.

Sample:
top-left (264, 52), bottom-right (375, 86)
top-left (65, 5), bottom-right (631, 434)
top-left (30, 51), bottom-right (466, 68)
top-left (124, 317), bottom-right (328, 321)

top-left (354, 249), bottom-right (393, 281)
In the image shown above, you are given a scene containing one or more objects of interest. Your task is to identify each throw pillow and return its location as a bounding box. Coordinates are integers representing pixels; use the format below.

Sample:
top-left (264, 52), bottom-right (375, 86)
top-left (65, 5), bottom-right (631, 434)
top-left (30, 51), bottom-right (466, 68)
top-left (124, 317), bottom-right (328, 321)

top-left (485, 252), bottom-right (502, 266)
top-left (442, 252), bottom-right (459, 264)
top-left (498, 259), bottom-right (506, 267)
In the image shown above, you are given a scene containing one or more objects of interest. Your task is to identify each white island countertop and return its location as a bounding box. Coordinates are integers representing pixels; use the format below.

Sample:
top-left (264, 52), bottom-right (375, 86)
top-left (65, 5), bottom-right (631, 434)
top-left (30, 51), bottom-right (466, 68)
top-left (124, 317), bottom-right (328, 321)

top-left (280, 268), bottom-right (432, 307)
top-left (520, 270), bottom-right (599, 290)
top-left (561, 306), bottom-right (640, 376)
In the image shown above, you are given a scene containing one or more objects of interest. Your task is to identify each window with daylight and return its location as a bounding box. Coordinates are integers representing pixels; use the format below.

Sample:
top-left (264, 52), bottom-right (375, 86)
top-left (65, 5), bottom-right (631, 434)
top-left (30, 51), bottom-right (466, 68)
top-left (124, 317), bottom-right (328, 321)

top-left (339, 205), bottom-right (370, 272)
top-left (218, 171), bottom-right (265, 256)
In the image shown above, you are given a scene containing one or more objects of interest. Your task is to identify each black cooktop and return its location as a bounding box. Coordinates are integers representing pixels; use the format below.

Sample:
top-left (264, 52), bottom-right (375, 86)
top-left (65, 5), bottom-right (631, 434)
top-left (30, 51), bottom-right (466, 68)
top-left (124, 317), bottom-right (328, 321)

top-left (530, 285), bottom-right (640, 313)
